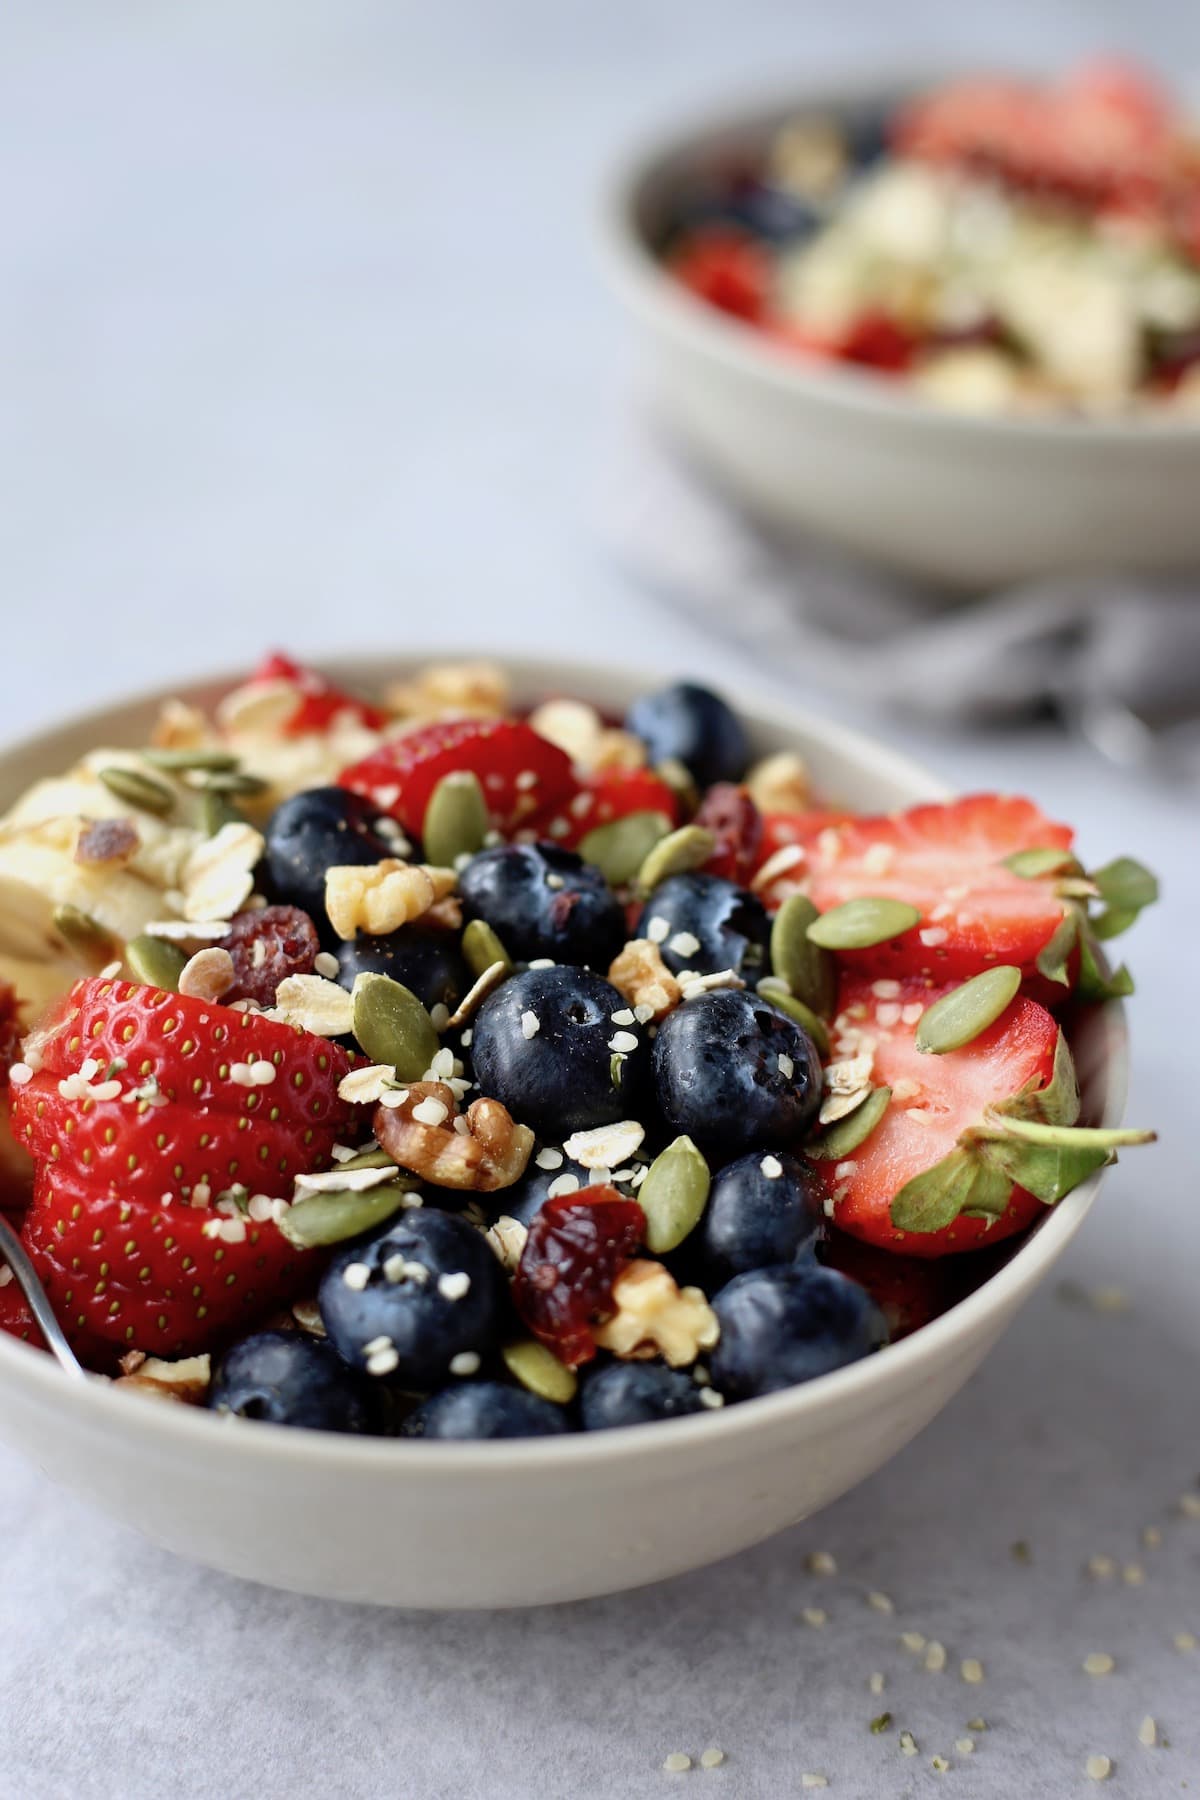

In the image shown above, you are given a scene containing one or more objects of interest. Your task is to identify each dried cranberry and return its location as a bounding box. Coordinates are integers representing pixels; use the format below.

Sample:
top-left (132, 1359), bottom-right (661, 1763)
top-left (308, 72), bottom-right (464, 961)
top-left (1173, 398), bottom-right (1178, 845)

top-left (694, 783), bottom-right (763, 887)
top-left (221, 905), bottom-right (320, 1006)
top-left (0, 981), bottom-right (22, 1081)
top-left (513, 1190), bottom-right (645, 1368)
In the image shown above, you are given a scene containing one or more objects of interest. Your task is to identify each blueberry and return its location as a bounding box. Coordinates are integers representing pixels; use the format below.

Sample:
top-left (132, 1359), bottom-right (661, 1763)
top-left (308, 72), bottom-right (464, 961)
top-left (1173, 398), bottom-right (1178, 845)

top-left (263, 787), bottom-right (396, 921)
top-left (458, 842), bottom-right (624, 969)
top-left (578, 1360), bottom-right (708, 1430)
top-left (336, 927), bottom-right (471, 1014)
top-left (731, 179), bottom-right (822, 243)
top-left (470, 965), bottom-right (650, 1138)
top-left (709, 1263), bottom-right (887, 1400)
top-left (401, 1381), bottom-right (572, 1440)
top-left (697, 1150), bottom-right (825, 1286)
top-left (319, 1209), bottom-right (510, 1390)
top-left (625, 682), bottom-right (749, 788)
top-left (652, 989), bottom-right (821, 1155)
top-left (637, 872), bottom-right (770, 980)
top-left (208, 1330), bottom-right (378, 1433)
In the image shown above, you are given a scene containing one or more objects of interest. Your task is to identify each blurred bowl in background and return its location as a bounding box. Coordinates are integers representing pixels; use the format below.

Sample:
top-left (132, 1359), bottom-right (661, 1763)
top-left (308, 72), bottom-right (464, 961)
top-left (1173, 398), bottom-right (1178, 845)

top-left (601, 71), bottom-right (1200, 590)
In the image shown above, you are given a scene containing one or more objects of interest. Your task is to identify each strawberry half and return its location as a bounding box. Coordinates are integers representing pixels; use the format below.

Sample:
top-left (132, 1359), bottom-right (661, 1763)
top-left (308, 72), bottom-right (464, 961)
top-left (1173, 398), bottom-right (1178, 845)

top-left (804, 795), bottom-right (1079, 985)
top-left (338, 717), bottom-right (578, 842)
top-left (252, 652), bottom-right (388, 736)
top-left (22, 1163), bottom-right (314, 1358)
top-left (810, 973), bottom-right (1152, 1258)
top-left (528, 766), bottom-right (682, 850)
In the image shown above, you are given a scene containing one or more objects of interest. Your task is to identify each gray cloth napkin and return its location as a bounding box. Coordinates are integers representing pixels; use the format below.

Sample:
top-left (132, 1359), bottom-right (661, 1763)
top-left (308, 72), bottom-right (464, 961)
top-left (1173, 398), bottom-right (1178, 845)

top-left (606, 427), bottom-right (1200, 768)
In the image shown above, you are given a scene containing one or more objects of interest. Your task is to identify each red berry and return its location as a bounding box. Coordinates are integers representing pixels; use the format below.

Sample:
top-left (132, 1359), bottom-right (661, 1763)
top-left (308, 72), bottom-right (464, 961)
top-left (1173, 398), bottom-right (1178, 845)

top-left (668, 226), bottom-right (771, 322)
top-left (694, 782), bottom-right (763, 886)
top-left (531, 766), bottom-right (681, 850)
top-left (338, 717), bottom-right (578, 840)
top-left (513, 1190), bottom-right (645, 1367)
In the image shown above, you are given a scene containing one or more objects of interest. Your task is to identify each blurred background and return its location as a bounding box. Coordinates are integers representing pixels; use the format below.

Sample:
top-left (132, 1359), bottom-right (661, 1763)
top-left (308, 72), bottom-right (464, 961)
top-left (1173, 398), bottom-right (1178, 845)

top-left (2, 6), bottom-right (1198, 1796)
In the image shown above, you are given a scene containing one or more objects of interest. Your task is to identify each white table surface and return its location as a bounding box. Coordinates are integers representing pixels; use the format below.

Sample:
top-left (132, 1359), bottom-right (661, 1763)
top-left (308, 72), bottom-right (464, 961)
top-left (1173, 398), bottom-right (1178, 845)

top-left (1, 5), bottom-right (1197, 1796)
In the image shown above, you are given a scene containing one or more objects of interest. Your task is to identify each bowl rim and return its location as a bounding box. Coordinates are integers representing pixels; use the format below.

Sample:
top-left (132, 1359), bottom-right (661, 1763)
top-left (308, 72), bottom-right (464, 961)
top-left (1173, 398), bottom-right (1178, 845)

top-left (598, 63), bottom-right (1200, 448)
top-left (0, 651), bottom-right (1129, 1475)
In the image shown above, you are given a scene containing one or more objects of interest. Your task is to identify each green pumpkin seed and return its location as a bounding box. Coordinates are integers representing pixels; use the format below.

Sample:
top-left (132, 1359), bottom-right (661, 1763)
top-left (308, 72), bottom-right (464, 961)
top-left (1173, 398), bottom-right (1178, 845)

top-left (915, 965), bottom-right (1022, 1055)
top-left (806, 897), bottom-right (922, 950)
top-left (141, 747), bottom-right (240, 773)
top-left (52, 903), bottom-right (119, 967)
top-left (636, 1135), bottom-right (711, 1254)
top-left (351, 973), bottom-right (441, 1078)
top-left (579, 810), bottom-right (672, 887)
top-left (1003, 847), bottom-right (1079, 879)
top-left (422, 770), bottom-right (488, 868)
top-left (96, 765), bottom-right (175, 817)
top-left (807, 1086), bottom-right (892, 1161)
top-left (124, 932), bottom-right (188, 991)
top-left (769, 894), bottom-right (836, 1018)
top-left (192, 769), bottom-right (271, 798)
top-left (500, 1338), bottom-right (577, 1405)
top-left (462, 918), bottom-right (512, 979)
top-left (757, 983), bottom-right (831, 1057)
top-left (333, 1146), bottom-right (399, 1174)
top-left (201, 789), bottom-right (246, 835)
top-left (278, 1180), bottom-right (416, 1250)
top-left (636, 824), bottom-right (716, 895)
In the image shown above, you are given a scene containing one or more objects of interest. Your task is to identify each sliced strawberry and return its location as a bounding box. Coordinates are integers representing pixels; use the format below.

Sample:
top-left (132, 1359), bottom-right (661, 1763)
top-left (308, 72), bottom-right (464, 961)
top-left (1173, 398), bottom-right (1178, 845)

top-left (24, 977), bottom-right (353, 1127)
top-left (528, 766), bottom-right (681, 850)
top-left (22, 1163), bottom-right (316, 1358)
top-left (805, 795), bottom-right (1077, 985)
top-left (252, 652), bottom-right (387, 736)
top-left (752, 810), bottom-right (857, 908)
top-left (338, 717), bottom-right (578, 842)
top-left (667, 226), bottom-right (771, 322)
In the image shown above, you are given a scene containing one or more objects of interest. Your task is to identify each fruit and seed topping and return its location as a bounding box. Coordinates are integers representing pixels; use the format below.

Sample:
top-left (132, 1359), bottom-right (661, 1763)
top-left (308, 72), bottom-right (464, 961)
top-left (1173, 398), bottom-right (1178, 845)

top-left (0, 656), bottom-right (1157, 1438)
top-left (662, 61), bottom-right (1200, 416)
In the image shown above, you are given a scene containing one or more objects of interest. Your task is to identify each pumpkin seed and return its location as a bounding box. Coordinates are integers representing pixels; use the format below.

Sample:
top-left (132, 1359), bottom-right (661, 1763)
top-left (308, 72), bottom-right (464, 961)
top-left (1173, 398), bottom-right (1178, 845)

top-left (757, 983), bottom-right (830, 1058)
top-left (351, 973), bottom-right (441, 1079)
top-left (278, 1180), bottom-right (416, 1249)
top-left (201, 789), bottom-right (246, 836)
top-left (806, 897), bottom-right (921, 950)
top-left (422, 770), bottom-right (488, 868)
top-left (807, 1086), bottom-right (892, 1161)
top-left (579, 810), bottom-right (672, 887)
top-left (124, 932), bottom-right (188, 991)
top-left (769, 894), bottom-right (836, 1018)
top-left (636, 824), bottom-right (716, 895)
top-left (636, 1135), bottom-right (711, 1254)
top-left (52, 903), bottom-right (119, 967)
top-left (1003, 847), bottom-right (1079, 879)
top-left (915, 965), bottom-right (1022, 1055)
top-left (462, 918), bottom-right (512, 978)
top-left (501, 1338), bottom-right (577, 1404)
top-left (334, 1146), bottom-right (399, 1174)
top-left (96, 765), bottom-right (175, 817)
top-left (142, 747), bottom-right (240, 773)
top-left (192, 769), bottom-right (271, 798)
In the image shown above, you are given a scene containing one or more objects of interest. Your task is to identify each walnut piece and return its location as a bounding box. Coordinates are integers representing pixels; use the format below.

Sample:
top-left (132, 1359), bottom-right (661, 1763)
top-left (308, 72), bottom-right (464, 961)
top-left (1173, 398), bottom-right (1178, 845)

top-left (746, 750), bottom-right (810, 814)
top-left (593, 1260), bottom-right (720, 1367)
top-left (324, 859), bottom-right (457, 940)
top-left (373, 1083), bottom-right (534, 1192)
top-left (608, 938), bottom-right (682, 1021)
top-left (385, 660), bottom-right (510, 721)
top-left (114, 1353), bottom-right (211, 1405)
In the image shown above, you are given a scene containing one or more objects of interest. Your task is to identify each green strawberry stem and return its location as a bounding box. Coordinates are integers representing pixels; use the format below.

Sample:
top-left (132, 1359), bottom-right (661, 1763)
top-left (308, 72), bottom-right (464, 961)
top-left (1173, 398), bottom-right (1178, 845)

top-left (977, 1115), bottom-right (1157, 1150)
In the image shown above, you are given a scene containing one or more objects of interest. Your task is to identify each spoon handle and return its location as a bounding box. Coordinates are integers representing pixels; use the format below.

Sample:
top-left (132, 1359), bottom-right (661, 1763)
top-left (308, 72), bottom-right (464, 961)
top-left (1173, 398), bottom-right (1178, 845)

top-left (0, 1213), bottom-right (87, 1380)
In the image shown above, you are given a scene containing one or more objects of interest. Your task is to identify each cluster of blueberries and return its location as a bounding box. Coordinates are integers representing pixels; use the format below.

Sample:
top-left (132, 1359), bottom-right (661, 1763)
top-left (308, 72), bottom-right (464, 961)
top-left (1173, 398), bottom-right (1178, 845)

top-left (209, 682), bottom-right (886, 1439)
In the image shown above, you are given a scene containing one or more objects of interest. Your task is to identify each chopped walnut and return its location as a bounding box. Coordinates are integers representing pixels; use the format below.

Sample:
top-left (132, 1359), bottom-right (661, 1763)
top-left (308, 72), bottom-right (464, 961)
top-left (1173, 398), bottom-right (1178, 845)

top-left (324, 859), bottom-right (457, 940)
top-left (178, 946), bottom-right (236, 1002)
top-left (525, 700), bottom-right (646, 774)
top-left (114, 1353), bottom-right (211, 1405)
top-left (150, 698), bottom-right (211, 751)
top-left (385, 661), bottom-right (510, 721)
top-left (594, 1261), bottom-right (720, 1367)
top-left (746, 750), bottom-right (810, 814)
top-left (75, 817), bottom-right (140, 867)
top-left (374, 1083), bottom-right (534, 1192)
top-left (608, 938), bottom-right (682, 1021)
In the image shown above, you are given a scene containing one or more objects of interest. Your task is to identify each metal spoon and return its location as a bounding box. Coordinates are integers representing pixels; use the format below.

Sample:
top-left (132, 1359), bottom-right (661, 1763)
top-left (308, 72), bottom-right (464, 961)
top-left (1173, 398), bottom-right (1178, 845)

top-left (0, 1213), bottom-right (87, 1379)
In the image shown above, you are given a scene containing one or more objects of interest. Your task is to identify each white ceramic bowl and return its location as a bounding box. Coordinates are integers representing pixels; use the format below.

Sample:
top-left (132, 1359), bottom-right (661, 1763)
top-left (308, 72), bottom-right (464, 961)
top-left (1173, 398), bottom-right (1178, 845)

top-left (602, 75), bottom-right (1200, 589)
top-left (0, 657), bottom-right (1128, 1607)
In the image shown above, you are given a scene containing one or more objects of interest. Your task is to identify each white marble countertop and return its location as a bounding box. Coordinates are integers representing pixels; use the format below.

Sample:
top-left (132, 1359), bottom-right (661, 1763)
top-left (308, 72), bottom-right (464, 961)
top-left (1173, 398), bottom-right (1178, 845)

top-left (1, 5), bottom-right (1197, 1795)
